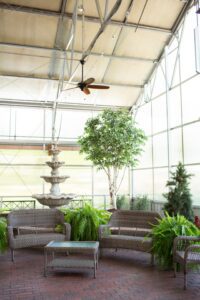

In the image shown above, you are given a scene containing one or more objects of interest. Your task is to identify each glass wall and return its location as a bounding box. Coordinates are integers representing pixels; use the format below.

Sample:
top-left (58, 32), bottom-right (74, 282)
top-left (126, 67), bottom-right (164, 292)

top-left (133, 6), bottom-right (200, 206)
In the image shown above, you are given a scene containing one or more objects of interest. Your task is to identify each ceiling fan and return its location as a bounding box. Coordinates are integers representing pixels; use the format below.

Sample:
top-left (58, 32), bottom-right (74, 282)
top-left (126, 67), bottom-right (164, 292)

top-left (63, 59), bottom-right (110, 95)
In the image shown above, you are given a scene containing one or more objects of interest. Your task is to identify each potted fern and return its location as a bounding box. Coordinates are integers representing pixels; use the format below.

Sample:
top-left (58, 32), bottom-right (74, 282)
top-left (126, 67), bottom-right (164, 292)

top-left (61, 204), bottom-right (111, 241)
top-left (151, 212), bottom-right (200, 270)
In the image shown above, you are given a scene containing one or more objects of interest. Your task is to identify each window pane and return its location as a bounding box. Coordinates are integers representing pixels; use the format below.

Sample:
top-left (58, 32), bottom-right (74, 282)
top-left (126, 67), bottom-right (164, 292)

top-left (154, 168), bottom-right (168, 201)
top-left (169, 128), bottom-right (182, 166)
top-left (15, 107), bottom-right (44, 139)
top-left (183, 122), bottom-right (200, 164)
top-left (186, 165), bottom-right (200, 206)
top-left (153, 133), bottom-right (168, 167)
top-left (152, 95), bottom-right (167, 134)
top-left (59, 167), bottom-right (92, 195)
top-left (152, 62), bottom-right (166, 98)
top-left (0, 166), bottom-right (44, 196)
top-left (135, 103), bottom-right (151, 135)
top-left (181, 76), bottom-right (200, 124)
top-left (132, 169), bottom-right (153, 198)
top-left (0, 107), bottom-right (10, 136)
top-left (180, 8), bottom-right (197, 81)
top-left (137, 139), bottom-right (152, 168)
top-left (55, 110), bottom-right (93, 141)
top-left (168, 87), bottom-right (181, 128)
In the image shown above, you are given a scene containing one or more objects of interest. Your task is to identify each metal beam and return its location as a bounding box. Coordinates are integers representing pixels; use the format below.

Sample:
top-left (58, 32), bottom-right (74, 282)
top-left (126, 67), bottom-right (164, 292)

top-left (80, 0), bottom-right (122, 61)
top-left (0, 139), bottom-right (79, 148)
top-left (0, 41), bottom-right (156, 63)
top-left (48, 0), bottom-right (69, 79)
top-left (172, 0), bottom-right (194, 33)
top-left (0, 3), bottom-right (171, 33)
top-left (102, 0), bottom-right (136, 82)
top-left (0, 73), bottom-right (142, 89)
top-left (131, 0), bottom-right (193, 111)
top-left (0, 98), bottom-right (130, 111)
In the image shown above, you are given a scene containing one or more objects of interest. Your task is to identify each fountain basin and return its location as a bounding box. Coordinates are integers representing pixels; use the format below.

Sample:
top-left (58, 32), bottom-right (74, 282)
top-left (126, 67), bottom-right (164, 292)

top-left (41, 176), bottom-right (69, 184)
top-left (46, 161), bottom-right (65, 168)
top-left (32, 193), bottom-right (75, 208)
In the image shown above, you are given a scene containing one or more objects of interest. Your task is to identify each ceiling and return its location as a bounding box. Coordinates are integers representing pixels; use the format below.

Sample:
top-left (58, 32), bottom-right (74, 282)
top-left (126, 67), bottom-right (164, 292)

top-left (0, 0), bottom-right (194, 111)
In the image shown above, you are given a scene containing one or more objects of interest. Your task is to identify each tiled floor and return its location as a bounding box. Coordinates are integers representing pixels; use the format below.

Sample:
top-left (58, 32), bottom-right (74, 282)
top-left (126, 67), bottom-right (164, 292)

top-left (0, 248), bottom-right (199, 300)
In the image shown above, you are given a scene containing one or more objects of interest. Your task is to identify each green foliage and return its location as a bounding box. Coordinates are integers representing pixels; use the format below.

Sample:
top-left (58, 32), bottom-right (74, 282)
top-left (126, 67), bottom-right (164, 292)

top-left (78, 109), bottom-right (147, 208)
top-left (61, 204), bottom-right (111, 241)
top-left (55, 224), bottom-right (64, 233)
top-left (78, 109), bottom-right (147, 169)
top-left (151, 213), bottom-right (200, 269)
top-left (130, 195), bottom-right (150, 211)
top-left (164, 162), bottom-right (194, 221)
top-left (116, 195), bottom-right (130, 210)
top-left (0, 217), bottom-right (8, 253)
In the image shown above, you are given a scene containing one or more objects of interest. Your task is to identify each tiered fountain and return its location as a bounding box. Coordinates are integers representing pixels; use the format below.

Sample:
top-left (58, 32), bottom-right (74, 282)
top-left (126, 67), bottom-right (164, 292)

top-left (32, 143), bottom-right (75, 208)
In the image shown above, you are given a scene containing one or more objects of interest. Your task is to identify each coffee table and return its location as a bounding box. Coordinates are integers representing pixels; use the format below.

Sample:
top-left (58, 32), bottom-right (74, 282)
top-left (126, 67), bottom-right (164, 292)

top-left (44, 241), bottom-right (99, 278)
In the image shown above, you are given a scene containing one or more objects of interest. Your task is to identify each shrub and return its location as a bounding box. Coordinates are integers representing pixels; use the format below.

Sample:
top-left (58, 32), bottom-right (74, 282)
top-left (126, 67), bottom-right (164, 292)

top-left (130, 195), bottom-right (150, 211)
top-left (116, 195), bottom-right (130, 210)
top-left (61, 204), bottom-right (111, 241)
top-left (151, 212), bottom-right (200, 269)
top-left (163, 162), bottom-right (194, 221)
top-left (0, 217), bottom-right (8, 253)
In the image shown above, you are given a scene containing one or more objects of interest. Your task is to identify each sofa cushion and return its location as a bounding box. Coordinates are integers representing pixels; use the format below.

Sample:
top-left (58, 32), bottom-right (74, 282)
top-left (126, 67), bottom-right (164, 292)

top-left (100, 234), bottom-right (152, 252)
top-left (110, 227), bottom-right (151, 237)
top-left (13, 233), bottom-right (65, 248)
top-left (17, 226), bottom-right (55, 235)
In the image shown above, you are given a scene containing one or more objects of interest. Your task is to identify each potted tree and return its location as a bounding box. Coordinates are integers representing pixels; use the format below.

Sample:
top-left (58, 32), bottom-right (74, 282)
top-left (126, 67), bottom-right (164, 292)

top-left (78, 109), bottom-right (147, 209)
top-left (164, 162), bottom-right (194, 221)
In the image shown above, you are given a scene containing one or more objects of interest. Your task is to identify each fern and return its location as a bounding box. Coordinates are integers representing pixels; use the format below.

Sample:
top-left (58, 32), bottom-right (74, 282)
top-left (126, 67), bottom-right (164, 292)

top-left (62, 204), bottom-right (111, 241)
top-left (151, 212), bottom-right (200, 269)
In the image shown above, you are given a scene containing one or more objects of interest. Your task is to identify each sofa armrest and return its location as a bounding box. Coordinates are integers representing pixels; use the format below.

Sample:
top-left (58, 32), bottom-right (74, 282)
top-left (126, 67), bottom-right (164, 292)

top-left (63, 222), bottom-right (71, 240)
top-left (99, 224), bottom-right (111, 240)
top-left (7, 225), bottom-right (15, 248)
top-left (173, 236), bottom-right (200, 258)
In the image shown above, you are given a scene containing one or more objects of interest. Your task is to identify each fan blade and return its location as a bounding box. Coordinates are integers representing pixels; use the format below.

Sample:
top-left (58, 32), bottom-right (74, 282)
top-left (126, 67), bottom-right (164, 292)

top-left (88, 84), bottom-right (110, 89)
top-left (84, 78), bottom-right (95, 85)
top-left (83, 87), bottom-right (90, 95)
top-left (62, 86), bottom-right (78, 92)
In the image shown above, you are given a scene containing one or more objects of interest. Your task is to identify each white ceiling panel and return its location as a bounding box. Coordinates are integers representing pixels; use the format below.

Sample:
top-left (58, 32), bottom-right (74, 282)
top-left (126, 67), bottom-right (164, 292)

top-left (0, 10), bottom-right (58, 47)
top-left (0, 52), bottom-right (51, 78)
top-left (114, 27), bottom-right (171, 59)
top-left (0, 0), bottom-right (61, 11)
top-left (128, 0), bottom-right (185, 29)
top-left (73, 21), bottom-right (121, 55)
top-left (0, 76), bottom-right (58, 101)
top-left (104, 60), bottom-right (153, 85)
top-left (0, 0), bottom-right (191, 110)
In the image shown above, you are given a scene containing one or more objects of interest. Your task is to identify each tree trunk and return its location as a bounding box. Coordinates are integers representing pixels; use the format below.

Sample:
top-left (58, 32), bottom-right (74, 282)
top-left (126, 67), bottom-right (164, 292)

top-left (107, 167), bottom-right (117, 209)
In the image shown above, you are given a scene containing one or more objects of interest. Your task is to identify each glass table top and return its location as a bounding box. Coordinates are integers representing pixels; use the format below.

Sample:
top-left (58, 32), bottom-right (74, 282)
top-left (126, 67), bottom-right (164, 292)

top-left (46, 241), bottom-right (99, 249)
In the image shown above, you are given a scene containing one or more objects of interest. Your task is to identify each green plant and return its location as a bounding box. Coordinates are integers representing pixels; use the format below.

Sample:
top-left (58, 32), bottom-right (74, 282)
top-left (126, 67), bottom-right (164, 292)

top-left (151, 212), bottom-right (200, 270)
top-left (55, 224), bottom-right (64, 233)
top-left (78, 109), bottom-right (147, 209)
top-left (61, 204), bottom-right (111, 241)
top-left (164, 162), bottom-right (194, 221)
top-left (116, 195), bottom-right (130, 210)
top-left (130, 195), bottom-right (150, 211)
top-left (0, 217), bottom-right (8, 253)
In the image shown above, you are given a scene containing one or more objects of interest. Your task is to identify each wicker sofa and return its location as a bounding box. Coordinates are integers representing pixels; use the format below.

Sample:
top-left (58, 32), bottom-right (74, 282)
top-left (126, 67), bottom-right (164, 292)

top-left (99, 210), bottom-right (161, 264)
top-left (7, 209), bottom-right (71, 261)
